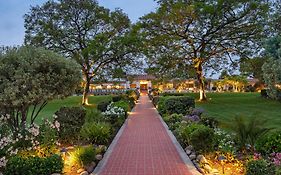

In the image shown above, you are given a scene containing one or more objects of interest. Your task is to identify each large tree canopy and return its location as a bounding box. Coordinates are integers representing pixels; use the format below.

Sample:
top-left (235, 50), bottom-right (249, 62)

top-left (0, 46), bottom-right (81, 129)
top-left (262, 36), bottom-right (281, 101)
top-left (24, 0), bottom-right (140, 105)
top-left (136, 0), bottom-right (269, 100)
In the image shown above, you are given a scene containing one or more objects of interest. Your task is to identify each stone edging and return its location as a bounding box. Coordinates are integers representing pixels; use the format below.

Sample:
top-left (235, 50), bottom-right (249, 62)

top-left (154, 103), bottom-right (202, 175)
top-left (91, 99), bottom-right (139, 175)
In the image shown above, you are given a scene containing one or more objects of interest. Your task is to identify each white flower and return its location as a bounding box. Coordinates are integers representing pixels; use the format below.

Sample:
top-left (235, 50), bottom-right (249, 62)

top-left (54, 120), bottom-right (60, 131)
top-left (28, 125), bottom-right (40, 137)
top-left (0, 156), bottom-right (8, 168)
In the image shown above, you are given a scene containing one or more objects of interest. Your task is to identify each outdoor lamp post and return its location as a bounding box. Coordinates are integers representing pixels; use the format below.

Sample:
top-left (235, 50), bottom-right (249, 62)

top-left (218, 155), bottom-right (227, 174)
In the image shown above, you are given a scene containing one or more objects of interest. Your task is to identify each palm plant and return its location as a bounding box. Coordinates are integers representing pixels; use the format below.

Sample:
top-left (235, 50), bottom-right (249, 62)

top-left (228, 115), bottom-right (272, 154)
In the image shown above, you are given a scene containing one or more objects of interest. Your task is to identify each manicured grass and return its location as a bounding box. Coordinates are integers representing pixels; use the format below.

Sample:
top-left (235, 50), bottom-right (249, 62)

top-left (187, 92), bottom-right (281, 130)
top-left (34, 95), bottom-right (112, 123)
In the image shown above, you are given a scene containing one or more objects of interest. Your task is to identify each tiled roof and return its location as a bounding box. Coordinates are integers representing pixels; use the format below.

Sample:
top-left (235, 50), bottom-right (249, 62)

top-left (129, 74), bottom-right (156, 80)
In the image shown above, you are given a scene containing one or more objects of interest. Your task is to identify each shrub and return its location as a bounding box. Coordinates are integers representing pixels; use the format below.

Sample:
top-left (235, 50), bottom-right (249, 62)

top-left (214, 128), bottom-right (235, 153)
top-left (152, 96), bottom-right (160, 107)
top-left (256, 132), bottom-right (281, 155)
top-left (97, 101), bottom-right (111, 112)
top-left (163, 113), bottom-right (183, 130)
top-left (4, 154), bottom-right (63, 175)
top-left (176, 123), bottom-right (215, 153)
top-left (126, 90), bottom-right (139, 101)
top-left (102, 102), bottom-right (126, 127)
top-left (160, 92), bottom-right (188, 96)
top-left (112, 95), bottom-right (123, 102)
top-left (189, 125), bottom-right (215, 153)
top-left (158, 96), bottom-right (195, 115)
top-left (246, 159), bottom-right (275, 175)
top-left (126, 97), bottom-right (135, 109)
top-left (199, 116), bottom-right (219, 128)
top-left (113, 100), bottom-right (130, 114)
top-left (228, 116), bottom-right (272, 153)
top-left (68, 146), bottom-right (96, 168)
top-left (276, 166), bottom-right (281, 175)
top-left (80, 122), bottom-right (112, 145)
top-left (261, 89), bottom-right (268, 98)
top-left (55, 106), bottom-right (86, 144)
top-left (85, 109), bottom-right (106, 123)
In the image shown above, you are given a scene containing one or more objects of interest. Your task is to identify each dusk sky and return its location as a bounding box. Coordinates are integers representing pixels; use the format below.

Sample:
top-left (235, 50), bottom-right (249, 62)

top-left (0, 0), bottom-right (157, 46)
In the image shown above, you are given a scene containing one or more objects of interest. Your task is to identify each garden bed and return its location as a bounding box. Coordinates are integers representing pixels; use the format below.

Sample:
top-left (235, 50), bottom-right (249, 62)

top-left (0, 90), bottom-right (140, 175)
top-left (149, 91), bottom-right (281, 175)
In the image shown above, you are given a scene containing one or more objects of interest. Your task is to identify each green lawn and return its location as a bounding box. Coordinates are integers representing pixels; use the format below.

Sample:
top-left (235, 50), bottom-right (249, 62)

top-left (34, 95), bottom-right (112, 123)
top-left (187, 92), bottom-right (281, 130)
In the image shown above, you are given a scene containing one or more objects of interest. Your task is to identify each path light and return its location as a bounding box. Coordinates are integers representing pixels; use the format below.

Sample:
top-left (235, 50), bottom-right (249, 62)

top-left (60, 147), bottom-right (67, 160)
top-left (218, 155), bottom-right (227, 174)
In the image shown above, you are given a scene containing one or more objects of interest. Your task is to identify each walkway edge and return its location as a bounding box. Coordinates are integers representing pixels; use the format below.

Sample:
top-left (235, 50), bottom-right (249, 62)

top-left (154, 104), bottom-right (202, 175)
top-left (91, 100), bottom-right (139, 175)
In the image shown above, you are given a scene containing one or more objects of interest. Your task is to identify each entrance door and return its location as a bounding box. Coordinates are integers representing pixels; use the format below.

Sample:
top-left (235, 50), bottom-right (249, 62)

top-left (140, 84), bottom-right (148, 93)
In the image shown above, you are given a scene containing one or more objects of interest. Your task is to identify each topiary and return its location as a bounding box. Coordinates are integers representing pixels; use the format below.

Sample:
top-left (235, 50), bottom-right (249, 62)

top-left (246, 159), bottom-right (275, 175)
top-left (158, 96), bottom-right (195, 115)
top-left (55, 106), bottom-right (86, 144)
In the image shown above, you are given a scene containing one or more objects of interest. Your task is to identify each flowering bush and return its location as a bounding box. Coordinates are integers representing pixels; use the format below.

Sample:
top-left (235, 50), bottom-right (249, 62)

top-left (183, 115), bottom-right (200, 122)
top-left (163, 113), bottom-right (183, 131)
top-left (0, 115), bottom-right (61, 172)
top-left (271, 152), bottom-right (281, 166)
top-left (102, 102), bottom-right (126, 119)
top-left (102, 103), bottom-right (126, 128)
top-left (214, 128), bottom-right (235, 153)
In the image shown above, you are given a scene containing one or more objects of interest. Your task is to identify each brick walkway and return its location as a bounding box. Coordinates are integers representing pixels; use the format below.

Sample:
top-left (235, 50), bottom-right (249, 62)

top-left (97, 94), bottom-right (194, 175)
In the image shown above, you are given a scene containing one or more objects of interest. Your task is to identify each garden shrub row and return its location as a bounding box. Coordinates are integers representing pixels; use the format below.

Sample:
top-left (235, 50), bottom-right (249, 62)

top-left (158, 96), bottom-right (195, 115)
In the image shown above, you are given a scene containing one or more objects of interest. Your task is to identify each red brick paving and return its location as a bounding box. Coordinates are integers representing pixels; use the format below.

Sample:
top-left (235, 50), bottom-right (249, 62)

top-left (98, 94), bottom-right (193, 175)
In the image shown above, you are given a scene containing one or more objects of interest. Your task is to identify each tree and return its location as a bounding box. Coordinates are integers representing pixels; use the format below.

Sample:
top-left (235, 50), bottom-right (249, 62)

top-left (240, 57), bottom-right (268, 82)
top-left (219, 70), bottom-right (229, 79)
top-left (136, 0), bottom-right (269, 101)
top-left (24, 0), bottom-right (139, 105)
top-left (224, 75), bottom-right (248, 92)
top-left (262, 36), bottom-right (281, 101)
top-left (0, 46), bottom-right (81, 130)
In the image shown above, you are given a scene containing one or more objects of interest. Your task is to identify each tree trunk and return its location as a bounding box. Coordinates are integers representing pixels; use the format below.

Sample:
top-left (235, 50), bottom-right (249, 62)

top-left (20, 108), bottom-right (28, 129)
top-left (196, 63), bottom-right (207, 101)
top-left (82, 76), bottom-right (91, 105)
